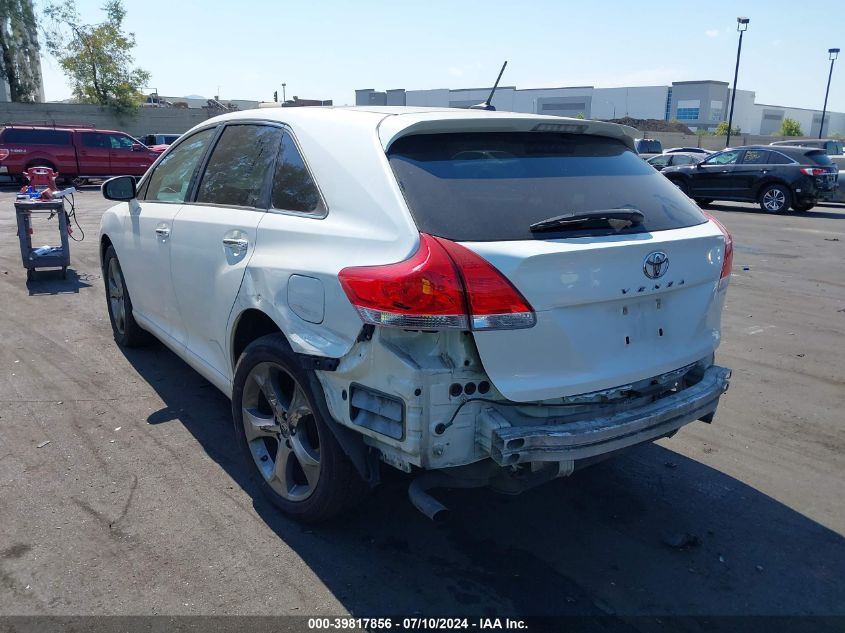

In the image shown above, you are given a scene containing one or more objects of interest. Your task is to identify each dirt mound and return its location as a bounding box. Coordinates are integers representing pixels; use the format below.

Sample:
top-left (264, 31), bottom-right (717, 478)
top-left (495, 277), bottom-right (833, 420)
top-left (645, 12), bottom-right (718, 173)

top-left (609, 117), bottom-right (694, 135)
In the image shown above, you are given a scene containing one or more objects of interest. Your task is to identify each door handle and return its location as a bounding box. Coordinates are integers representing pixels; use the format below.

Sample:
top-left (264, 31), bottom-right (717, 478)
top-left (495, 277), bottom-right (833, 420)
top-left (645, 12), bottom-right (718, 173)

top-left (155, 226), bottom-right (170, 237)
top-left (222, 237), bottom-right (249, 250)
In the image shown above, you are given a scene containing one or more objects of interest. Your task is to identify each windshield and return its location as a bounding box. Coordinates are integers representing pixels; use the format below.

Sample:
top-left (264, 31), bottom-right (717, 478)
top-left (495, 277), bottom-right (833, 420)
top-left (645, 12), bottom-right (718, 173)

top-left (387, 132), bottom-right (706, 241)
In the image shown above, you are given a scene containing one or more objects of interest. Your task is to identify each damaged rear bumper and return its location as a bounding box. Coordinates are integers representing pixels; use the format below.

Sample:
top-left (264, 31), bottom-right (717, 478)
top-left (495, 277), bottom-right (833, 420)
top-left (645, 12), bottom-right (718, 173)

top-left (490, 365), bottom-right (731, 466)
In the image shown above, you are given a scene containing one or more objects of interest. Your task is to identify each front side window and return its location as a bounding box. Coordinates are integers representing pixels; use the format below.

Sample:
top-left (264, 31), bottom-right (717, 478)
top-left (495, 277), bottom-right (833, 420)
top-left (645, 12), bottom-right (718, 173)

top-left (705, 150), bottom-right (742, 166)
top-left (143, 127), bottom-right (216, 203)
top-left (388, 132), bottom-right (706, 242)
top-left (673, 155), bottom-right (697, 165)
top-left (271, 131), bottom-right (324, 214)
top-left (648, 155), bottom-right (670, 168)
top-left (196, 124), bottom-right (283, 208)
top-left (109, 134), bottom-right (135, 150)
top-left (742, 150), bottom-right (770, 164)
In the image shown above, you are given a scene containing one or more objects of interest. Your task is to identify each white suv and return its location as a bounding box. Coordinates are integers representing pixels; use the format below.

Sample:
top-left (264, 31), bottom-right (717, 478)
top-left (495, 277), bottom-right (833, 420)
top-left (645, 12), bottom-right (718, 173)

top-left (99, 107), bottom-right (733, 522)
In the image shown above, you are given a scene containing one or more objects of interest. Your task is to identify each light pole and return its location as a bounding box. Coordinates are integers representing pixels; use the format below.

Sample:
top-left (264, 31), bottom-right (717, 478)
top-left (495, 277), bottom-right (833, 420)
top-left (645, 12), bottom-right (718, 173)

top-left (819, 48), bottom-right (840, 138)
top-left (726, 16), bottom-right (749, 148)
top-left (282, 83), bottom-right (287, 103)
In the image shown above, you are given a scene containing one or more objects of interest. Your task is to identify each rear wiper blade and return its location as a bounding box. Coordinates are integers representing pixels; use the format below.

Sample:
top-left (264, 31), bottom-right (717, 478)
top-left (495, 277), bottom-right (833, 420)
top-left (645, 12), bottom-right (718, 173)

top-left (529, 209), bottom-right (645, 232)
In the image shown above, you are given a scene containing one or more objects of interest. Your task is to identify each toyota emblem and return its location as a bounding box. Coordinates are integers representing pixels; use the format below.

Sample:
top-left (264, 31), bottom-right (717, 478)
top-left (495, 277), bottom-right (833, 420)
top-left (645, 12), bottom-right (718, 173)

top-left (643, 251), bottom-right (669, 279)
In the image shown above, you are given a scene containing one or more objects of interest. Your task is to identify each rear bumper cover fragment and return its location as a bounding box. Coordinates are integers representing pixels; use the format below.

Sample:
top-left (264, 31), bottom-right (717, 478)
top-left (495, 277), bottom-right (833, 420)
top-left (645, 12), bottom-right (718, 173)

top-left (491, 365), bottom-right (731, 465)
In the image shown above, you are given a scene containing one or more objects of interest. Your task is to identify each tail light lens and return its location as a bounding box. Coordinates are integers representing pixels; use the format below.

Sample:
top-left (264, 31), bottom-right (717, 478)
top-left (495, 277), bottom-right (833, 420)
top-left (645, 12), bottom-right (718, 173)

top-left (703, 213), bottom-right (733, 284)
top-left (0, 149), bottom-right (9, 161)
top-left (338, 234), bottom-right (536, 331)
top-left (799, 167), bottom-right (826, 176)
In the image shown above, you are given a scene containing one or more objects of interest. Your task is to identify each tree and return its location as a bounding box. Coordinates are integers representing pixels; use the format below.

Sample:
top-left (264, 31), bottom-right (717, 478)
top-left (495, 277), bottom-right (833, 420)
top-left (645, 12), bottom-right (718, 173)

top-left (714, 121), bottom-right (740, 136)
top-left (42, 0), bottom-right (149, 114)
top-left (778, 118), bottom-right (803, 137)
top-left (0, 0), bottom-right (42, 102)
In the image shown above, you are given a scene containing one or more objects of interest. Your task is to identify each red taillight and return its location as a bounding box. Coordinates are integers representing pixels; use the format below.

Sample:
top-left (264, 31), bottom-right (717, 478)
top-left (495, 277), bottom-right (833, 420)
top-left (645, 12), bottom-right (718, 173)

top-left (0, 149), bottom-right (9, 161)
top-left (799, 167), bottom-right (826, 176)
top-left (338, 234), bottom-right (536, 331)
top-left (703, 213), bottom-right (733, 282)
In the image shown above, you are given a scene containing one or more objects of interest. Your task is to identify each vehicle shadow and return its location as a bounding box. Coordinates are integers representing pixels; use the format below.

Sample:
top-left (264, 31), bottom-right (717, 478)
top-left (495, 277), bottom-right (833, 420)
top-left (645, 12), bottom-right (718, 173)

top-left (120, 343), bottom-right (845, 626)
top-left (25, 268), bottom-right (93, 295)
top-left (705, 202), bottom-right (845, 220)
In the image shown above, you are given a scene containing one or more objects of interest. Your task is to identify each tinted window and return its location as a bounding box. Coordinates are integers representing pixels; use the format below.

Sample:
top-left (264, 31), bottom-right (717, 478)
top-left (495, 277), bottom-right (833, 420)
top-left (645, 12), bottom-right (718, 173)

top-left (197, 124), bottom-right (282, 208)
top-left (271, 131), bottom-right (323, 213)
top-left (705, 150), bottom-right (742, 165)
top-left (804, 151), bottom-right (833, 166)
top-left (636, 139), bottom-right (662, 154)
top-left (2, 128), bottom-right (72, 145)
top-left (144, 127), bottom-right (215, 203)
top-left (388, 132), bottom-right (706, 242)
top-left (742, 150), bottom-right (770, 164)
top-left (768, 151), bottom-right (793, 164)
top-left (81, 132), bottom-right (111, 148)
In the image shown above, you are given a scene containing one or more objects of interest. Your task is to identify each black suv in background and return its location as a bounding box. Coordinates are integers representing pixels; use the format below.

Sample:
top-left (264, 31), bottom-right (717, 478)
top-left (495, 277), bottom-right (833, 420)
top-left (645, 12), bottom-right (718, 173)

top-left (661, 145), bottom-right (838, 213)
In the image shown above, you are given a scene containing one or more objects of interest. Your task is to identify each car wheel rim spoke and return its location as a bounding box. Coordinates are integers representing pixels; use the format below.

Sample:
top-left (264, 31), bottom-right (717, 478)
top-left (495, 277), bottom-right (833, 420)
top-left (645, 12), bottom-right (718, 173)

top-left (241, 362), bottom-right (320, 501)
top-left (108, 259), bottom-right (125, 334)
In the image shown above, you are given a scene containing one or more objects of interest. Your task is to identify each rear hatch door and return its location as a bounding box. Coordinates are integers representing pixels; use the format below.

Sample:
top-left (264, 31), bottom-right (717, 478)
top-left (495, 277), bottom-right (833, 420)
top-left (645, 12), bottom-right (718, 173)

top-left (388, 130), bottom-right (728, 401)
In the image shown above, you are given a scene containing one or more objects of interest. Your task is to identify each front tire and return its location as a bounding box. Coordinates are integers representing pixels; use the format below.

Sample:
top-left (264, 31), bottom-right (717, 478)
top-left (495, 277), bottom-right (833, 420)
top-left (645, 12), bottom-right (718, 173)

top-left (103, 246), bottom-right (151, 347)
top-left (232, 334), bottom-right (368, 522)
top-left (759, 184), bottom-right (791, 214)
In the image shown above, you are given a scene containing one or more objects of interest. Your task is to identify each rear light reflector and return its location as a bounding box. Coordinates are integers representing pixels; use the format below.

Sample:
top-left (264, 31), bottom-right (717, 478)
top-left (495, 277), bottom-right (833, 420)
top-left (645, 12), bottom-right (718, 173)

top-left (0, 149), bottom-right (9, 161)
top-left (799, 167), bottom-right (826, 176)
top-left (703, 213), bottom-right (733, 284)
top-left (338, 234), bottom-right (536, 331)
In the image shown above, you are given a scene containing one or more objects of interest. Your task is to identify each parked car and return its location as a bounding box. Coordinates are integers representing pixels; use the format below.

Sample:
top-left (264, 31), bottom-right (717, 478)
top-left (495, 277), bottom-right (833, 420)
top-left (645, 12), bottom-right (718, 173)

top-left (634, 138), bottom-right (663, 157)
top-left (665, 147), bottom-right (713, 155)
top-left (647, 152), bottom-right (705, 170)
top-left (0, 124), bottom-right (163, 182)
top-left (661, 145), bottom-right (838, 213)
top-left (141, 133), bottom-right (181, 147)
top-left (98, 108), bottom-right (733, 522)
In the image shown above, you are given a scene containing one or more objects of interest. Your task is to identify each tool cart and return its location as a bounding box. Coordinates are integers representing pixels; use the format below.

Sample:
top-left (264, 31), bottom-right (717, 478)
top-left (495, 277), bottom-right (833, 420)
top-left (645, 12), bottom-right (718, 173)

top-left (14, 199), bottom-right (71, 281)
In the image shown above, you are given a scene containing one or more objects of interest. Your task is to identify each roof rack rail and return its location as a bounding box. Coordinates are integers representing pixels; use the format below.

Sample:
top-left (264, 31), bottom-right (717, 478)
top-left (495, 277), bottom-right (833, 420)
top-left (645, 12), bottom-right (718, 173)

top-left (2, 120), bottom-right (96, 129)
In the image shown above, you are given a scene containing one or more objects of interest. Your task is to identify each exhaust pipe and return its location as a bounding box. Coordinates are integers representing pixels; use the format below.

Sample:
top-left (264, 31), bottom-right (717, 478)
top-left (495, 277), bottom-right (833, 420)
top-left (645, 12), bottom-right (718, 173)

top-left (408, 471), bottom-right (488, 521)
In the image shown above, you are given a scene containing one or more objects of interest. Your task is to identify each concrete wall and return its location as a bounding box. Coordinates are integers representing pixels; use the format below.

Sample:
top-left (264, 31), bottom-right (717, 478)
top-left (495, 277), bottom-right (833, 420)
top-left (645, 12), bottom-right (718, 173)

top-left (0, 102), bottom-right (216, 137)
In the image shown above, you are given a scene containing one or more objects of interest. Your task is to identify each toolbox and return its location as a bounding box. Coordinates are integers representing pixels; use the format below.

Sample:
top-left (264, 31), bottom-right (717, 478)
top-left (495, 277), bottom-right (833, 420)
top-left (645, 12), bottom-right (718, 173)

top-left (14, 200), bottom-right (71, 282)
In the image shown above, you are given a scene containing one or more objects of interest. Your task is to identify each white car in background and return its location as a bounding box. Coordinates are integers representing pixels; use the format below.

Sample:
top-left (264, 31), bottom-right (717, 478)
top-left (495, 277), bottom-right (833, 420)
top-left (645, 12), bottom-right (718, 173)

top-left (99, 107), bottom-right (733, 522)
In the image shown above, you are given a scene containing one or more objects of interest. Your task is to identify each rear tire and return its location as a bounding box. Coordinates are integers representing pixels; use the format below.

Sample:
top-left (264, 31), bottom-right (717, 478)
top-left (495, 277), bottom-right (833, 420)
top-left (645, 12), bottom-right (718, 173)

top-left (232, 334), bottom-right (369, 523)
top-left (103, 246), bottom-right (152, 347)
top-left (759, 184), bottom-right (791, 214)
top-left (695, 198), bottom-right (714, 207)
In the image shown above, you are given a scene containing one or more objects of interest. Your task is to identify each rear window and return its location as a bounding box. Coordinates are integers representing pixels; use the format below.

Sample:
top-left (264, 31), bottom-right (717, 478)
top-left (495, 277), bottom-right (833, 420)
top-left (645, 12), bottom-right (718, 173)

top-left (1, 128), bottom-right (72, 145)
top-left (635, 139), bottom-right (663, 154)
top-left (805, 151), bottom-right (833, 166)
top-left (387, 132), bottom-right (706, 242)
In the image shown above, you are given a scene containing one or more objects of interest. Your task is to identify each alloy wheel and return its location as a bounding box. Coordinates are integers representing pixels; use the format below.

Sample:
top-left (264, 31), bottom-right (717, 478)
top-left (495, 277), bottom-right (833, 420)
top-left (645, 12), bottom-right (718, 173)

top-left (762, 188), bottom-right (787, 212)
top-left (241, 362), bottom-right (321, 501)
top-left (107, 258), bottom-right (126, 335)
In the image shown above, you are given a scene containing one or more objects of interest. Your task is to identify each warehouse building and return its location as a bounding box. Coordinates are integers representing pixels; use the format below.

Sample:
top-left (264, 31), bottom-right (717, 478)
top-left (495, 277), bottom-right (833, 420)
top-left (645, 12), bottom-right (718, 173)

top-left (356, 80), bottom-right (845, 136)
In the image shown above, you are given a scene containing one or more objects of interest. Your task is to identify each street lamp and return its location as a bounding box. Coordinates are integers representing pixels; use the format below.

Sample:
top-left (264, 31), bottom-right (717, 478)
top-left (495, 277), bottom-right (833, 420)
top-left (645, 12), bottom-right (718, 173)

top-left (726, 16), bottom-right (749, 148)
top-left (282, 83), bottom-right (287, 103)
top-left (819, 48), bottom-right (840, 138)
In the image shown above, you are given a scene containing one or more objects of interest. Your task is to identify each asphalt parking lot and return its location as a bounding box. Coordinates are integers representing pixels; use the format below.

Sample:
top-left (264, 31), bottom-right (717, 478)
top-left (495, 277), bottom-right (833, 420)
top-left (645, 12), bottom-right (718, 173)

top-left (0, 188), bottom-right (843, 628)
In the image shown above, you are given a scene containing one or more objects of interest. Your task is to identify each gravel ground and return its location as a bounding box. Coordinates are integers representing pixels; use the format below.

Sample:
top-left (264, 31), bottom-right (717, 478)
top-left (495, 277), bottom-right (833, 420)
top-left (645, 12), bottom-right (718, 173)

top-left (0, 188), bottom-right (843, 629)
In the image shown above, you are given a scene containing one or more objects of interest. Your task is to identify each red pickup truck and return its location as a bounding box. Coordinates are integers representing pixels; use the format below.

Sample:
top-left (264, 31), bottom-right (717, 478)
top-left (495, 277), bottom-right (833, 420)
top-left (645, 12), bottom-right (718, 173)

top-left (0, 125), bottom-right (163, 182)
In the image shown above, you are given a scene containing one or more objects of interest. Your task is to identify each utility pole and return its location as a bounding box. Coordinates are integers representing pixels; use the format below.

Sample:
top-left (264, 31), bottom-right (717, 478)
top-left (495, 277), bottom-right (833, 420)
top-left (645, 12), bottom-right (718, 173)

top-left (819, 48), bottom-right (840, 138)
top-left (726, 17), bottom-right (749, 148)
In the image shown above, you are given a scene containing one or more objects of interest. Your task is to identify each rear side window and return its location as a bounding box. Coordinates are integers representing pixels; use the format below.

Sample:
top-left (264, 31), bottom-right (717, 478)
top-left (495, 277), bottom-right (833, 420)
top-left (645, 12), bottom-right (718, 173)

top-left (81, 132), bottom-right (111, 148)
top-left (2, 128), bottom-right (72, 145)
top-left (271, 131), bottom-right (323, 214)
top-left (144, 127), bottom-right (215, 203)
top-left (742, 150), bottom-right (770, 164)
top-left (805, 151), bottom-right (833, 166)
top-left (768, 151), bottom-right (793, 164)
top-left (387, 132), bottom-right (706, 242)
top-left (196, 124), bottom-right (283, 208)
top-left (635, 139), bottom-right (662, 154)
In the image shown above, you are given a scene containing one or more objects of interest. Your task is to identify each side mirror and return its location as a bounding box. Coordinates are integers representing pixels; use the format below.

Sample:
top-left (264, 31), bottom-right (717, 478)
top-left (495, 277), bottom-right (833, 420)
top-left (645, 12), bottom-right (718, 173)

top-left (102, 175), bottom-right (137, 201)
top-left (131, 143), bottom-right (144, 151)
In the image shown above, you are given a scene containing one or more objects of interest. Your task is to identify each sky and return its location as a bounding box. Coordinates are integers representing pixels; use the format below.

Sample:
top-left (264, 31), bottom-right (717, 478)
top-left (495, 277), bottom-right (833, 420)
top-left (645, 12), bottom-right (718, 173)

top-left (38, 0), bottom-right (843, 113)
